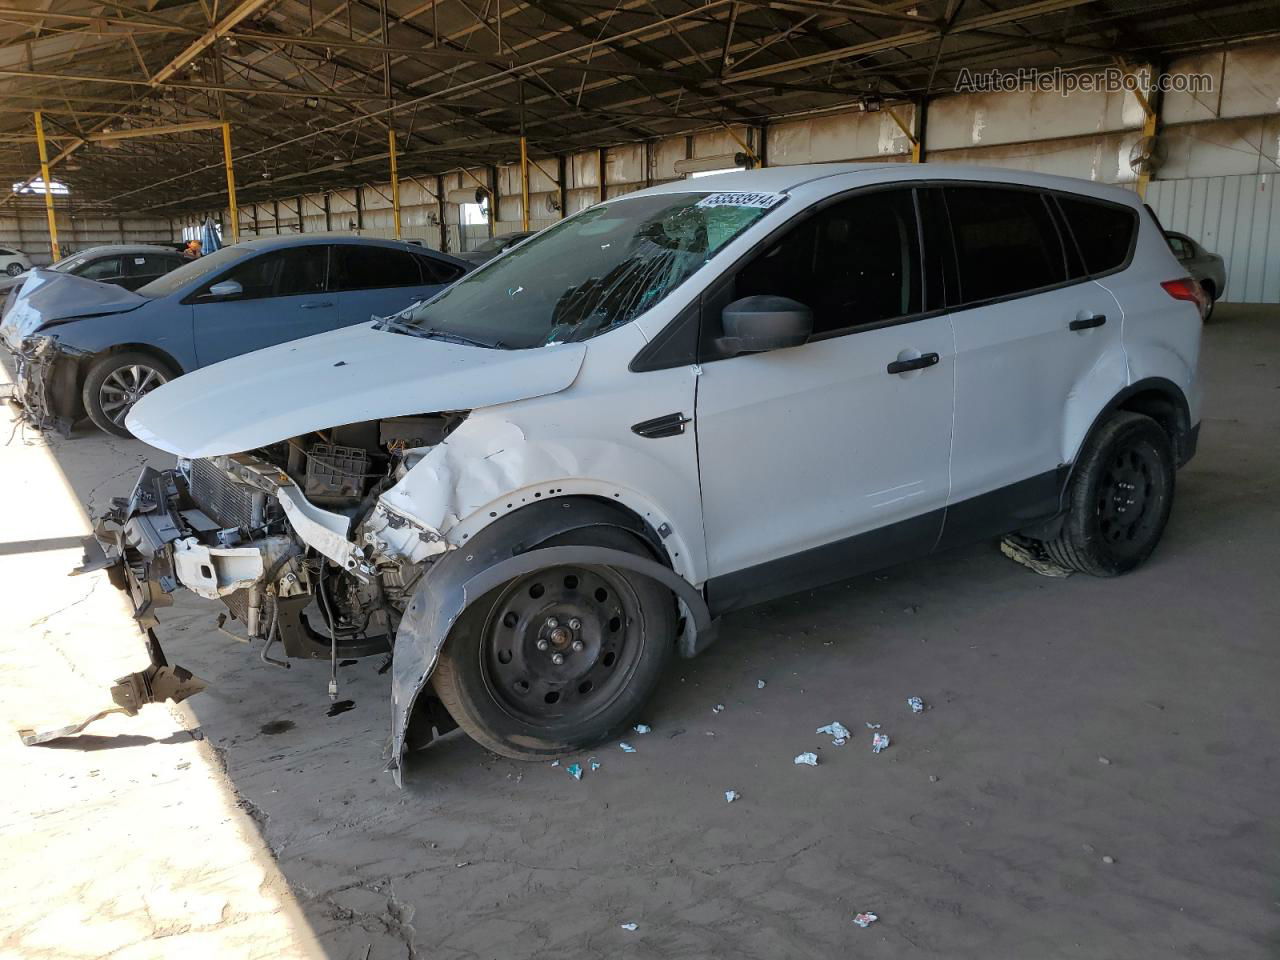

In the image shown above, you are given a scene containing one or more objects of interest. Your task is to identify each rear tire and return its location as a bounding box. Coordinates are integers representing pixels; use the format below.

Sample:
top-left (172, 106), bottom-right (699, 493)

top-left (1201, 281), bottom-right (1217, 321)
top-left (82, 351), bottom-right (176, 438)
top-left (1041, 412), bottom-right (1175, 576)
top-left (5, 263), bottom-right (22, 277)
top-left (431, 527), bottom-right (676, 760)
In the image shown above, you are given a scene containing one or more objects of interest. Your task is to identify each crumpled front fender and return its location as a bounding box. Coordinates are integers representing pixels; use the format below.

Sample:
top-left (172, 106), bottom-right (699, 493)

top-left (387, 499), bottom-right (713, 786)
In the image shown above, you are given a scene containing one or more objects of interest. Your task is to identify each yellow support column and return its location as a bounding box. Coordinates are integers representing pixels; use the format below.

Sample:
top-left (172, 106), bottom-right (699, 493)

top-left (33, 111), bottom-right (59, 261)
top-left (388, 129), bottom-right (402, 240)
top-left (519, 136), bottom-right (530, 232)
top-left (221, 122), bottom-right (240, 244)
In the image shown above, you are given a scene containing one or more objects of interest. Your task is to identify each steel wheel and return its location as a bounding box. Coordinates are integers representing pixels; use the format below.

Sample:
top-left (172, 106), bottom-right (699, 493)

top-left (1097, 443), bottom-right (1161, 547)
top-left (480, 565), bottom-right (644, 727)
top-left (98, 363), bottom-right (168, 426)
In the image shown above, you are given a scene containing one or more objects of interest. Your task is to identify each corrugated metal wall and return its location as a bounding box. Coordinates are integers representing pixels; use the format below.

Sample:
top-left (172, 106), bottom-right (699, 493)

top-left (1148, 175), bottom-right (1280, 303)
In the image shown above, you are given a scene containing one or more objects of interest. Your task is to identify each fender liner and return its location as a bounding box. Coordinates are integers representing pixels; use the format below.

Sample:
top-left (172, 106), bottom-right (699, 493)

top-left (387, 497), bottom-right (713, 785)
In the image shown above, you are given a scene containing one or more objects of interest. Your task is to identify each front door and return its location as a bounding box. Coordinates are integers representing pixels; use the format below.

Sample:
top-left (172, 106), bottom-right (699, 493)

top-left (695, 186), bottom-right (955, 613)
top-left (192, 244), bottom-right (335, 367)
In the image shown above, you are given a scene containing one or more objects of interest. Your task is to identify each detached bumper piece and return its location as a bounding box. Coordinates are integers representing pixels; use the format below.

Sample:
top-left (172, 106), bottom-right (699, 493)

top-left (18, 630), bottom-right (207, 746)
top-left (6, 337), bottom-right (80, 436)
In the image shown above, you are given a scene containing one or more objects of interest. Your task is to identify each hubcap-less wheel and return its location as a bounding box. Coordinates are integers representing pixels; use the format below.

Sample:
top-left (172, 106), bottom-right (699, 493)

top-left (481, 565), bottom-right (643, 727)
top-left (1097, 442), bottom-right (1161, 549)
top-left (98, 363), bottom-right (167, 426)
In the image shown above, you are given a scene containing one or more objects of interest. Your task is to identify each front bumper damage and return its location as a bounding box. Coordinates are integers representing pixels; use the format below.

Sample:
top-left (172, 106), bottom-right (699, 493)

top-left (4, 335), bottom-right (82, 436)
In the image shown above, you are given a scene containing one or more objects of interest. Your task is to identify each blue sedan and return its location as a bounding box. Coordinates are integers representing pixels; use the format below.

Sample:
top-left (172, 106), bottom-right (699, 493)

top-left (1, 235), bottom-right (469, 436)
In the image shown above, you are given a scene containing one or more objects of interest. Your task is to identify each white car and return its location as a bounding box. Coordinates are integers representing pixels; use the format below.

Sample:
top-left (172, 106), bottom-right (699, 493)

top-left (81, 164), bottom-right (1204, 782)
top-left (0, 246), bottom-right (32, 277)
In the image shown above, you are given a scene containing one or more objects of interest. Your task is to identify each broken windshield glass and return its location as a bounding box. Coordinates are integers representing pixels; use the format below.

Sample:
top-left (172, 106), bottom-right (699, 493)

top-left (388, 191), bottom-right (784, 349)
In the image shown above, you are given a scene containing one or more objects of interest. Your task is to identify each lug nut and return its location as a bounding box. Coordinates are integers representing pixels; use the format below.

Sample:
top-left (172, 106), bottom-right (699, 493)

top-left (568, 618), bottom-right (582, 630)
top-left (546, 617), bottom-right (559, 628)
top-left (572, 640), bottom-right (585, 652)
top-left (536, 639), bottom-right (549, 651)
top-left (551, 652), bottom-right (565, 665)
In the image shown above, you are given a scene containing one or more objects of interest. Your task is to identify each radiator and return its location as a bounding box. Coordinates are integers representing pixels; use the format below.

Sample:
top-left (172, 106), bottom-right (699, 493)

top-left (188, 458), bottom-right (266, 531)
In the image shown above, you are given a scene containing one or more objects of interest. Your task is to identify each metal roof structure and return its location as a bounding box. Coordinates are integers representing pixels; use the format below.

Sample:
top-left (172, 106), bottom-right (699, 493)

top-left (2, 0), bottom-right (1278, 214)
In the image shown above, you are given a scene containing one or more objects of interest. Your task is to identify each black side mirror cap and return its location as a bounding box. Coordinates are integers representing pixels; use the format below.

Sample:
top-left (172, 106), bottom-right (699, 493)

top-left (716, 295), bottom-right (813, 357)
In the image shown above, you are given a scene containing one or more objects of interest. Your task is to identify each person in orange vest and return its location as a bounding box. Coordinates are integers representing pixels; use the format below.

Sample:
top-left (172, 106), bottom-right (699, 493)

top-left (182, 239), bottom-right (202, 260)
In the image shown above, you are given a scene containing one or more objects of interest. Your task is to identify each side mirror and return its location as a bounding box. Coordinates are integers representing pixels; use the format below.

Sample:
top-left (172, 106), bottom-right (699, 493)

top-left (718, 295), bottom-right (813, 357)
top-left (205, 279), bottom-right (243, 299)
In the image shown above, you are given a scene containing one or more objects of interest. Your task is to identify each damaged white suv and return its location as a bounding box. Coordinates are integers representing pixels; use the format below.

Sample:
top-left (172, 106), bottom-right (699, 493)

top-left (81, 165), bottom-right (1204, 783)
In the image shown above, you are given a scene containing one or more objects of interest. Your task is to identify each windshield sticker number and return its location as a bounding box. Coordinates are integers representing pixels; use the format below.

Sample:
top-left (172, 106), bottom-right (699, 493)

top-left (696, 192), bottom-right (785, 209)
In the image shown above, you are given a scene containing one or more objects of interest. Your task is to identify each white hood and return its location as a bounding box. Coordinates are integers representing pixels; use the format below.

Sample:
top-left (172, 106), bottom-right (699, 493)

top-left (126, 322), bottom-right (587, 457)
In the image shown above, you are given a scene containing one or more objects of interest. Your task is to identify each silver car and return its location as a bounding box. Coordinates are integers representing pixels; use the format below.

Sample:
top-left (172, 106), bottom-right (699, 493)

top-left (1165, 231), bottom-right (1226, 319)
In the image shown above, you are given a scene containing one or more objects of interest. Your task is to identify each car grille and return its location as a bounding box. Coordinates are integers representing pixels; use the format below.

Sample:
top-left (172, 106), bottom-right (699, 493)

top-left (188, 458), bottom-right (266, 531)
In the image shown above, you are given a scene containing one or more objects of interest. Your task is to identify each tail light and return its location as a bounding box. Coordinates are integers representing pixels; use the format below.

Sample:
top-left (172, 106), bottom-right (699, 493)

top-left (1161, 277), bottom-right (1209, 318)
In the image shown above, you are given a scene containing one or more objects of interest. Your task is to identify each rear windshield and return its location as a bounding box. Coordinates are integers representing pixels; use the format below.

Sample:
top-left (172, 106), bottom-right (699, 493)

top-left (390, 191), bottom-right (783, 349)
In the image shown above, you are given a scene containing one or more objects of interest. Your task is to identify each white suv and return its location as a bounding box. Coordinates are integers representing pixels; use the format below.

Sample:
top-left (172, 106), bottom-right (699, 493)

top-left (82, 164), bottom-right (1204, 782)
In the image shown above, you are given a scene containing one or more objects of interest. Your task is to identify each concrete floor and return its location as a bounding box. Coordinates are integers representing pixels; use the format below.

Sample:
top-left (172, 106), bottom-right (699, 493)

top-left (1, 304), bottom-right (1277, 959)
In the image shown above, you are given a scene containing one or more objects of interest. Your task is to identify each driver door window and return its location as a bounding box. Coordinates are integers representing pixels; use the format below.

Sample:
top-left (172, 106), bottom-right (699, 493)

top-left (201, 246), bottom-right (329, 300)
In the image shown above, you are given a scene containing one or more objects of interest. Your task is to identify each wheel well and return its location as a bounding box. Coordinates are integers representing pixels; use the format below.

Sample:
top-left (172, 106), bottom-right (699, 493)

top-left (1114, 386), bottom-right (1188, 458)
top-left (76, 343), bottom-right (184, 398)
top-left (519, 495), bottom-right (673, 571)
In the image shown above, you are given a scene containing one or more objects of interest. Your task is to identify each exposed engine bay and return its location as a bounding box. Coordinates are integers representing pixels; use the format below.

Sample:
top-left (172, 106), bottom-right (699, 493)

top-left (87, 411), bottom-right (468, 691)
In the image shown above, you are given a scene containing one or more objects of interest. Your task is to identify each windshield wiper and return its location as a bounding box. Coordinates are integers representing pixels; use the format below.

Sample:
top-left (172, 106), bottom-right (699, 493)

top-left (376, 316), bottom-right (503, 349)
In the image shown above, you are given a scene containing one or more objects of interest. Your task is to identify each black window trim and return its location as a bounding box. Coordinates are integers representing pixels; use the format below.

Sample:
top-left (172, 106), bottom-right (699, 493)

top-left (1051, 190), bottom-right (1141, 284)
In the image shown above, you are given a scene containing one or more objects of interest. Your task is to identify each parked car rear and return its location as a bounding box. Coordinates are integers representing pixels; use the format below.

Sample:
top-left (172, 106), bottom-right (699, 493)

top-left (2, 234), bottom-right (471, 436)
top-left (1164, 230), bottom-right (1226, 319)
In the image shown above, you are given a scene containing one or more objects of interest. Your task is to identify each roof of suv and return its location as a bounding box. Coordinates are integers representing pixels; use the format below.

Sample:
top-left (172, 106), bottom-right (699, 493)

top-left (636, 162), bottom-right (1141, 207)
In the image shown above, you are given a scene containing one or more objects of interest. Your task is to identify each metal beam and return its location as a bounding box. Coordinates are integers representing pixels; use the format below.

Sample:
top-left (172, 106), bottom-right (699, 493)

top-left (388, 128), bottom-right (401, 239)
top-left (33, 110), bottom-right (59, 260)
top-left (150, 0), bottom-right (274, 86)
top-left (87, 120), bottom-right (225, 142)
top-left (222, 122), bottom-right (240, 244)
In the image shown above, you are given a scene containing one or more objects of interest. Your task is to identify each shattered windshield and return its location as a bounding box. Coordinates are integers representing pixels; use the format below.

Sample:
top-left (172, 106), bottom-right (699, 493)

top-left (388, 191), bottom-right (784, 348)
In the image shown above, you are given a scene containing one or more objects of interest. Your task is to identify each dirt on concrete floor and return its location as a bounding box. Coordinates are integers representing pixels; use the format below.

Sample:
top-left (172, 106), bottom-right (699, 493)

top-left (2, 305), bottom-right (1277, 960)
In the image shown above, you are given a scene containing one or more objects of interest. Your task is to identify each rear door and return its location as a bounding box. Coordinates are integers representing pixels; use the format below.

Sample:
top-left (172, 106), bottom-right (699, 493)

top-left (191, 244), bottom-right (335, 367)
top-left (935, 184), bottom-right (1127, 548)
top-left (330, 244), bottom-right (439, 327)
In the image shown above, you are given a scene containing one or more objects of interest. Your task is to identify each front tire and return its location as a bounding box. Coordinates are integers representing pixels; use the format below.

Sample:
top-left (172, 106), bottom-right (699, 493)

top-left (5, 263), bottom-right (22, 277)
top-left (1042, 412), bottom-right (1175, 576)
top-left (431, 528), bottom-right (676, 760)
top-left (82, 351), bottom-right (176, 438)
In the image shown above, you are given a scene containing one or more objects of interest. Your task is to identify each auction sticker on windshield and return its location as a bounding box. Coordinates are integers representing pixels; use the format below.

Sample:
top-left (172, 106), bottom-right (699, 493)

top-left (696, 192), bottom-right (785, 209)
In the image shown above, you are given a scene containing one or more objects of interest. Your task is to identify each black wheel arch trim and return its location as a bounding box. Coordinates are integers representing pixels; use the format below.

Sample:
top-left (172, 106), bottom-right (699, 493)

top-left (387, 497), bottom-right (712, 786)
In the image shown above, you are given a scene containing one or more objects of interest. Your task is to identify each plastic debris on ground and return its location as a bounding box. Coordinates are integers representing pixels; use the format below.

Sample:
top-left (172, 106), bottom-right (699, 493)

top-left (619, 742), bottom-right (637, 753)
top-left (566, 763), bottom-right (583, 780)
top-left (633, 723), bottom-right (651, 734)
top-left (816, 721), bottom-right (851, 745)
top-left (871, 732), bottom-right (890, 754)
top-left (853, 912), bottom-right (879, 928)
top-left (907, 696), bottom-right (925, 713)
top-left (712, 703), bottom-right (725, 713)
top-left (999, 534), bottom-right (1074, 577)
top-left (549, 760), bottom-right (560, 766)
top-left (865, 721), bottom-right (881, 729)
top-left (757, 680), bottom-right (767, 689)
top-left (793, 752), bottom-right (819, 766)
top-left (589, 758), bottom-right (601, 771)
top-left (725, 789), bottom-right (740, 803)
top-left (620, 923), bottom-right (638, 932)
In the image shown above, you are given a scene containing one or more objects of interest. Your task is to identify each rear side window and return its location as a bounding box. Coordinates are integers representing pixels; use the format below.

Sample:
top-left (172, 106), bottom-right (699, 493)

top-left (331, 244), bottom-right (420, 290)
top-left (416, 255), bottom-right (465, 285)
top-left (944, 186), bottom-right (1066, 304)
top-left (1057, 196), bottom-right (1138, 275)
top-left (126, 254), bottom-right (179, 276)
top-left (1165, 233), bottom-right (1193, 260)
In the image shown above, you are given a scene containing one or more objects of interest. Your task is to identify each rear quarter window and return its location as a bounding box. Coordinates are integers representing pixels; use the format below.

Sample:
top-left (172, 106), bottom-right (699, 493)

top-left (1056, 195), bottom-right (1138, 276)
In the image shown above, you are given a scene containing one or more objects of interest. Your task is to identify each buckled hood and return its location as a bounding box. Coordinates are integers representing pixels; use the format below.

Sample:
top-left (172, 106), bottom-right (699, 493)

top-left (125, 322), bottom-right (587, 457)
top-left (1, 269), bottom-right (147, 351)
